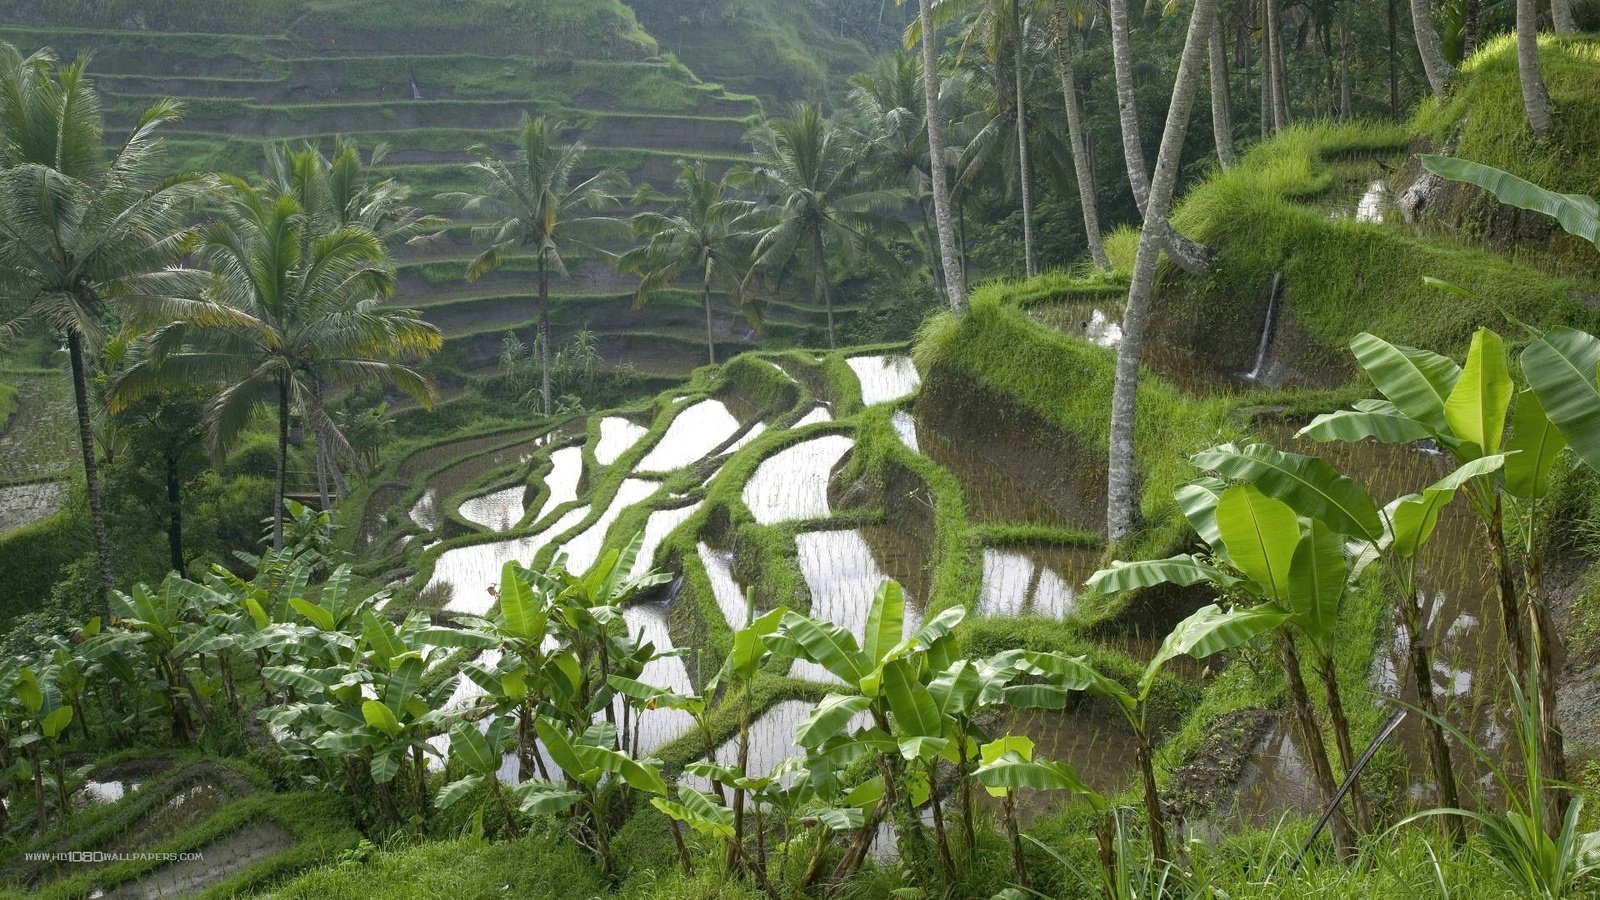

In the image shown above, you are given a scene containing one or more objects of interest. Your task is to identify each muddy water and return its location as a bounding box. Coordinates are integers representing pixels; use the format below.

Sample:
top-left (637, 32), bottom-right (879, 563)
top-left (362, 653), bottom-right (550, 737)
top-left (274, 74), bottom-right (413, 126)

top-left (847, 355), bottom-right (921, 406)
top-left (682, 699), bottom-right (876, 791)
top-left (534, 446), bottom-right (584, 523)
top-left (1217, 724), bottom-right (1322, 829)
top-left (1025, 302), bottom-right (1123, 350)
top-left (915, 416), bottom-right (1077, 528)
top-left (697, 543), bottom-right (750, 628)
top-left (595, 416), bottom-right (650, 466)
top-left (792, 530), bottom-right (920, 683)
top-left (890, 409), bottom-right (919, 452)
top-left (742, 435), bottom-right (854, 525)
top-left (1256, 423), bottom-right (1507, 804)
top-left (719, 421), bottom-right (768, 456)
top-left (637, 399), bottom-right (741, 472)
top-left (408, 436), bottom-right (541, 532)
top-left (561, 479), bottom-right (661, 575)
top-left (427, 505), bottom-right (590, 613)
top-left (794, 406), bottom-right (832, 427)
top-left (630, 501), bottom-right (703, 580)
top-left (458, 486), bottom-right (526, 532)
top-left (979, 546), bottom-right (1102, 618)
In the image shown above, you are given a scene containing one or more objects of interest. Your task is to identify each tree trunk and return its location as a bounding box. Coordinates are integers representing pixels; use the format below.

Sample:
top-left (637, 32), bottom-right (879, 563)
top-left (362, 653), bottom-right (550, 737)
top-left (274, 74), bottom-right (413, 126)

top-left (1012, 0), bottom-right (1037, 278)
top-left (917, 0), bottom-right (968, 313)
top-left (1399, 581), bottom-right (1464, 841)
top-left (1055, 30), bottom-right (1111, 268)
top-left (1515, 0), bottom-right (1553, 139)
top-left (1278, 632), bottom-right (1357, 855)
top-left (1003, 792), bottom-right (1030, 888)
top-left (1551, 0), bottom-right (1576, 33)
top-left (1388, 0), bottom-right (1400, 117)
top-left (1259, 18), bottom-right (1271, 139)
top-left (274, 373), bottom-right (288, 551)
top-left (926, 760), bottom-right (956, 884)
top-left (1134, 723), bottom-right (1169, 861)
top-left (1410, 0), bottom-right (1454, 98)
top-left (1107, 0), bottom-right (1214, 276)
top-left (1208, 26), bottom-right (1238, 168)
top-left (702, 263), bottom-right (716, 366)
top-left (1524, 550), bottom-right (1570, 826)
top-left (67, 332), bottom-right (115, 606)
top-left (1464, 0), bottom-right (1481, 56)
top-left (1265, 0), bottom-right (1290, 129)
top-left (1106, 0), bottom-right (1215, 541)
top-left (1339, 21), bottom-right (1354, 119)
top-left (165, 448), bottom-right (183, 573)
top-left (815, 233), bottom-right (836, 349)
top-left (1316, 652), bottom-right (1370, 832)
top-left (539, 250), bottom-right (553, 417)
top-left (920, 199), bottom-right (945, 301)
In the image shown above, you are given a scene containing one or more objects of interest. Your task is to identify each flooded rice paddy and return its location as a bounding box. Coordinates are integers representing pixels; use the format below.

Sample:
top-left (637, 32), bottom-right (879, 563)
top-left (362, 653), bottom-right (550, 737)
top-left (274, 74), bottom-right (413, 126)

top-left (847, 355), bottom-right (921, 405)
top-left (457, 485), bottom-right (526, 532)
top-left (636, 399), bottom-right (740, 472)
top-left (741, 435), bottom-right (854, 525)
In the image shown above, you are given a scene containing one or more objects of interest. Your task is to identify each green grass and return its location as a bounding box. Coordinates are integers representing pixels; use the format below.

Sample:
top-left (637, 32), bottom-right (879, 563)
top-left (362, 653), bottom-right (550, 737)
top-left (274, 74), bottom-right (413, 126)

top-left (0, 382), bottom-right (16, 432)
top-left (269, 830), bottom-right (607, 899)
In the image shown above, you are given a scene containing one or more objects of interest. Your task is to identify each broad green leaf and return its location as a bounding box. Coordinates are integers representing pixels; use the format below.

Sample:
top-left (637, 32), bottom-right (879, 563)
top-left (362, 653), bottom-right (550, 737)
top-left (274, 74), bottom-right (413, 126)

top-left (862, 579), bottom-right (905, 665)
top-left (652, 796), bottom-right (735, 839)
top-left (535, 716), bottom-right (586, 778)
top-left (1286, 519), bottom-right (1348, 640)
top-left (1175, 476), bottom-right (1228, 550)
top-left (244, 596), bottom-right (269, 630)
top-left (448, 721), bottom-right (498, 773)
top-left (1522, 328), bottom-right (1600, 473)
top-left (1389, 455), bottom-right (1507, 557)
top-left (1504, 389), bottom-right (1567, 500)
top-left (927, 660), bottom-right (981, 719)
top-left (362, 700), bottom-right (402, 738)
top-left (796, 693), bottom-right (872, 749)
top-left (883, 659), bottom-right (943, 742)
top-left (384, 656), bottom-right (423, 717)
top-left (1214, 485), bottom-right (1301, 602)
top-left (718, 605), bottom-right (785, 685)
top-left (1443, 328), bottom-right (1512, 458)
top-left (514, 780), bottom-right (584, 815)
top-left (973, 755), bottom-right (1090, 797)
top-left (1420, 155), bottom-right (1600, 249)
top-left (1141, 603), bottom-right (1288, 700)
top-left (769, 612), bottom-right (871, 686)
top-left (41, 705), bottom-right (73, 739)
top-left (417, 626), bottom-right (496, 649)
top-left (1296, 405), bottom-right (1433, 445)
top-left (1350, 332), bottom-right (1461, 432)
top-left (435, 774), bottom-right (485, 809)
top-left (499, 561), bottom-right (546, 641)
top-left (289, 598), bottom-right (335, 632)
top-left (362, 612), bottom-right (403, 671)
top-left (262, 665), bottom-right (331, 696)
top-left (1084, 555), bottom-right (1226, 596)
top-left (1018, 651), bottom-right (1134, 711)
top-left (370, 745), bottom-right (403, 784)
top-left (977, 737), bottom-right (1036, 794)
top-left (1191, 443), bottom-right (1383, 540)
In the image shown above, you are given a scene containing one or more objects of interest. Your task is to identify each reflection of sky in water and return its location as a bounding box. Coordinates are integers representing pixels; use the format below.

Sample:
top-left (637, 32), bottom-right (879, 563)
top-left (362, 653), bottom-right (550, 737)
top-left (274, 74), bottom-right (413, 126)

top-left (847, 355), bottom-right (921, 405)
top-left (890, 409), bottom-right (919, 452)
top-left (561, 479), bottom-right (660, 575)
top-left (742, 435), bottom-right (853, 525)
top-left (428, 505), bottom-right (589, 614)
top-left (629, 502), bottom-right (702, 580)
top-left (595, 416), bottom-right (648, 466)
top-left (793, 530), bottom-right (918, 683)
top-left (458, 486), bottom-right (525, 532)
top-left (637, 400), bottom-right (740, 472)
top-left (698, 542), bottom-right (749, 629)
top-left (534, 446), bottom-right (584, 524)
top-left (794, 406), bottom-right (832, 427)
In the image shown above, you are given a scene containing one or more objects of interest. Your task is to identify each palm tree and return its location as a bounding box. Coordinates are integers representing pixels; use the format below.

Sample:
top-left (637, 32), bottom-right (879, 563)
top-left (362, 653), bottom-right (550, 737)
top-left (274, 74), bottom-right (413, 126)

top-left (1514, 0), bottom-right (1552, 139)
top-left (1048, 0), bottom-right (1112, 268)
top-left (0, 45), bottom-right (229, 603)
top-left (113, 181), bottom-right (441, 550)
top-left (1106, 0), bottom-right (1217, 541)
top-left (616, 162), bottom-right (761, 366)
top-left (442, 117), bottom-right (626, 416)
top-left (1411, 0), bottom-right (1454, 98)
top-left (747, 104), bottom-right (903, 349)
top-left (1104, 0), bottom-right (1214, 274)
top-left (900, 0), bottom-right (969, 311)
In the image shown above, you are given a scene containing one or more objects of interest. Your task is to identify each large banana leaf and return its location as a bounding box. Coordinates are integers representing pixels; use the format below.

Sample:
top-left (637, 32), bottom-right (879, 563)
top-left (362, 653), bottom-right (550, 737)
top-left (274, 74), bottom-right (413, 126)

top-left (927, 659), bottom-right (982, 719)
top-left (716, 605), bottom-right (785, 686)
top-left (1140, 603), bottom-right (1289, 700)
top-left (448, 719), bottom-right (499, 773)
top-left (1296, 400), bottom-right (1433, 445)
top-left (499, 561), bottom-right (547, 642)
top-left (1191, 443), bottom-right (1383, 540)
top-left (1017, 651), bottom-right (1134, 713)
top-left (1350, 332), bottom-right (1461, 432)
top-left (652, 787), bottom-right (735, 839)
top-left (1522, 328), bottom-right (1600, 473)
top-left (883, 658), bottom-right (944, 742)
top-left (973, 754), bottom-right (1092, 798)
top-left (1420, 155), bottom-right (1600, 249)
top-left (1084, 555), bottom-right (1227, 596)
top-left (1175, 476), bottom-right (1229, 551)
top-left (1215, 485), bottom-right (1301, 602)
top-left (796, 693), bottom-right (872, 749)
top-left (1504, 389), bottom-right (1568, 500)
top-left (1443, 327), bottom-right (1512, 459)
top-left (862, 579), bottom-right (905, 664)
top-left (434, 774), bottom-right (485, 809)
top-left (1389, 455), bottom-right (1507, 557)
top-left (1286, 519), bottom-right (1349, 641)
top-left (768, 612), bottom-right (871, 686)
top-left (514, 781), bottom-right (584, 815)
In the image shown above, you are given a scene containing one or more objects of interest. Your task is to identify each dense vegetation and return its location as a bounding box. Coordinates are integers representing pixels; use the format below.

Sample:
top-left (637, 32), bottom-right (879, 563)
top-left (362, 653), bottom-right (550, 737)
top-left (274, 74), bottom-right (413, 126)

top-left (1, 0), bottom-right (1599, 898)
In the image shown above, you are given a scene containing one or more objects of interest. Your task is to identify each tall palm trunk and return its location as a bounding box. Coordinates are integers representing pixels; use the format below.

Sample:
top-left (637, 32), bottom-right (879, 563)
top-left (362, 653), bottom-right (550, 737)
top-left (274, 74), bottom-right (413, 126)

top-left (815, 233), bottom-right (836, 348)
top-left (918, 0), bottom-right (968, 312)
top-left (1551, 0), bottom-right (1576, 33)
top-left (1265, 0), bottom-right (1290, 129)
top-left (166, 448), bottom-right (183, 573)
top-left (1012, 0), bottom-right (1037, 278)
top-left (1410, 0), bottom-right (1454, 98)
top-left (1106, 0), bottom-right (1214, 541)
top-left (1259, 20), bottom-right (1272, 138)
top-left (274, 374), bottom-right (288, 550)
top-left (1339, 21), bottom-right (1354, 119)
top-left (1208, 27), bottom-right (1238, 168)
top-left (702, 258), bottom-right (717, 366)
top-left (538, 248), bottom-right (552, 416)
top-left (1515, 0), bottom-right (1552, 139)
top-left (68, 331), bottom-right (114, 605)
top-left (1106, 0), bottom-right (1214, 275)
top-left (1054, 28), bottom-right (1110, 269)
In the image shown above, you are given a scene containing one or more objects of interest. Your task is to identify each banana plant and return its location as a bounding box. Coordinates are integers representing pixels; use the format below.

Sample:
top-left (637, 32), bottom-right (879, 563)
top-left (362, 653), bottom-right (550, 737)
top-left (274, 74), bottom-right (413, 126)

top-left (529, 715), bottom-right (667, 876)
top-left (1075, 568), bottom-right (1291, 860)
top-left (435, 716), bottom-right (523, 836)
top-left (973, 734), bottom-right (1105, 889)
top-left (2, 665), bottom-right (76, 830)
top-left (1301, 326), bottom-right (1568, 826)
top-left (769, 578), bottom-right (967, 881)
top-left (703, 592), bottom-right (785, 870)
top-left (101, 575), bottom-right (217, 741)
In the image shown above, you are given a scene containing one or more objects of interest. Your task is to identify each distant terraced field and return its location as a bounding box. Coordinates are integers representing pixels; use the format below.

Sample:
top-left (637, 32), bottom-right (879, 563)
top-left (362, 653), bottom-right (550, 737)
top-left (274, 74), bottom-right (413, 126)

top-left (0, 13), bottom-right (851, 384)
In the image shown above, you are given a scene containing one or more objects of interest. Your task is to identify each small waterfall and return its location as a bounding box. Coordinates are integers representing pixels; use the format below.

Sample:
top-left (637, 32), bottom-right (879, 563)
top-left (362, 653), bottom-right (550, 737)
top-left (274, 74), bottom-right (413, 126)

top-left (408, 63), bottom-right (422, 100)
top-left (1244, 272), bottom-right (1282, 381)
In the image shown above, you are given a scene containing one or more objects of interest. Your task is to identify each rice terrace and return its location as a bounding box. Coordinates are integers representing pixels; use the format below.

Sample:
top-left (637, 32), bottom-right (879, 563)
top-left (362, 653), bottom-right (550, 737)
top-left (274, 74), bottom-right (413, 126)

top-left (1, 0), bottom-right (1600, 897)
